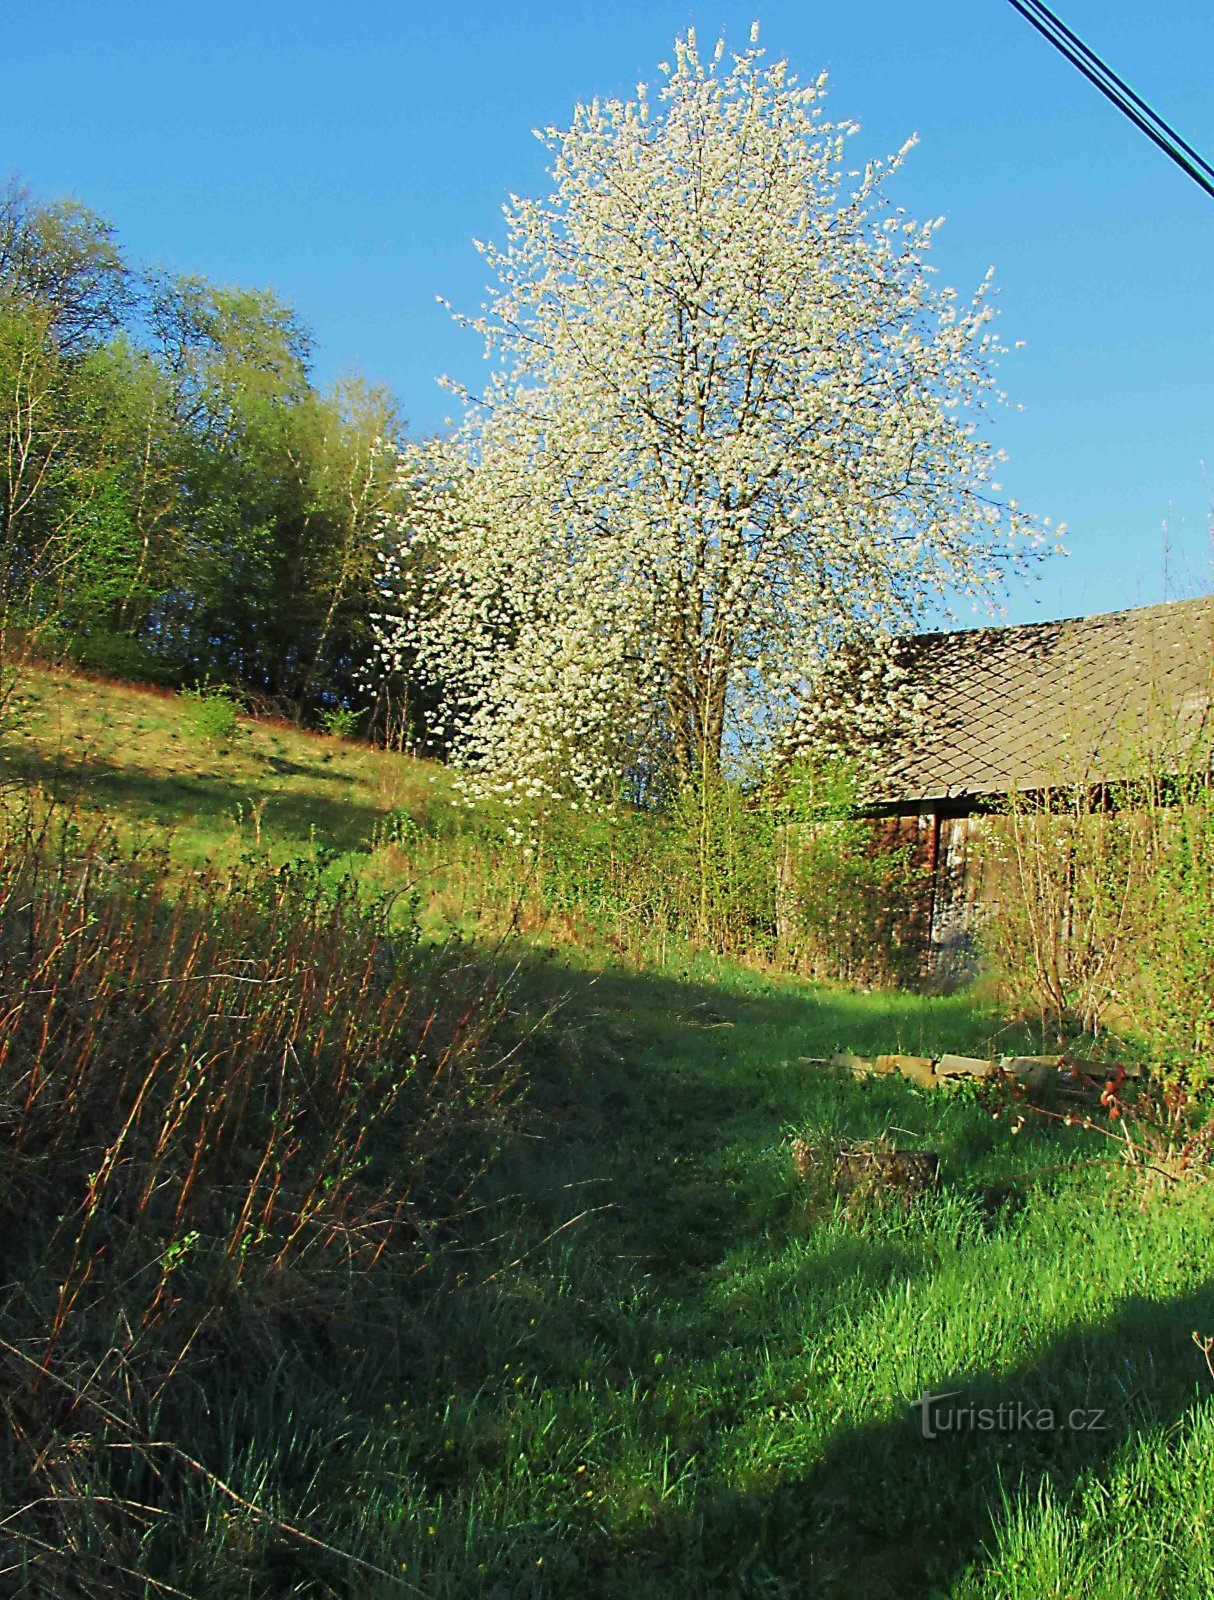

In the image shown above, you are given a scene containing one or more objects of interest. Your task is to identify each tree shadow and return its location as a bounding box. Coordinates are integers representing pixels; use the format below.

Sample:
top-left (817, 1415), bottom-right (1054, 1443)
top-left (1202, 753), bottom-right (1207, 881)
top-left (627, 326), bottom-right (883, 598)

top-left (687, 1282), bottom-right (1214, 1599)
top-left (432, 951), bottom-right (1213, 1597)
top-left (0, 745), bottom-right (387, 851)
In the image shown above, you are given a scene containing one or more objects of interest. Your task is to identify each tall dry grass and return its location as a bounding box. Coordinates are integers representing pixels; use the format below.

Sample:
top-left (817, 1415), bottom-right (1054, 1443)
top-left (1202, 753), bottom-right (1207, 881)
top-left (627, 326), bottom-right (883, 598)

top-left (0, 793), bottom-right (515, 1593)
top-left (980, 701), bottom-right (1214, 1077)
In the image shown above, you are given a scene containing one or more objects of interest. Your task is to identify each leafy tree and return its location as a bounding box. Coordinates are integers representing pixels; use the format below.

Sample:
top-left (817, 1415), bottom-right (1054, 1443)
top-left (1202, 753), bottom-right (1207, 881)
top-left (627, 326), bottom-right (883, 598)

top-left (0, 178), bottom-right (418, 724)
top-left (143, 272), bottom-right (314, 693)
top-left (0, 183), bottom-right (145, 667)
top-left (292, 374), bottom-right (409, 714)
top-left (0, 179), bottom-right (130, 352)
top-left (145, 274), bottom-right (410, 716)
top-left (0, 305), bottom-right (146, 653)
top-left (374, 25), bottom-right (1047, 807)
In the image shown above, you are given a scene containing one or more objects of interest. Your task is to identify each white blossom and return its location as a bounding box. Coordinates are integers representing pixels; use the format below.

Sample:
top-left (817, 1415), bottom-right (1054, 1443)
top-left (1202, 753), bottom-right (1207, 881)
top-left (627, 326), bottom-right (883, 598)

top-left (372, 24), bottom-right (1044, 807)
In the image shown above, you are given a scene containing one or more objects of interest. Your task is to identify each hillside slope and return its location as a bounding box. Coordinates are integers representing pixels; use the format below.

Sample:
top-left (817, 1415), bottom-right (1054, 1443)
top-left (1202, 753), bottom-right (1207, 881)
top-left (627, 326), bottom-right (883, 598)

top-left (1, 665), bottom-right (1211, 1599)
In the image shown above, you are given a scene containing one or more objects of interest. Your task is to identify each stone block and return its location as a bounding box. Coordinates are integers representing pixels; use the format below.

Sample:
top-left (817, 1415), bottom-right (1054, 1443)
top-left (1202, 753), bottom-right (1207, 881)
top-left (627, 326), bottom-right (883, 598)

top-left (935, 1053), bottom-right (997, 1079)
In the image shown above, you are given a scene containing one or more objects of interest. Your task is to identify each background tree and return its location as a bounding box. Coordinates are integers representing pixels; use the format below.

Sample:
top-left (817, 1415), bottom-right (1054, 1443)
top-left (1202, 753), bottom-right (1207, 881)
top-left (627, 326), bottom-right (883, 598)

top-left (0, 176), bottom-right (416, 727)
top-left (374, 25), bottom-right (1046, 808)
top-left (291, 373), bottom-right (409, 716)
top-left (0, 179), bottom-right (130, 352)
top-left (0, 302), bottom-right (152, 662)
top-left (143, 273), bottom-right (316, 695)
top-left (0, 190), bottom-right (419, 723)
top-left (145, 277), bottom-right (411, 713)
top-left (0, 184), bottom-right (138, 664)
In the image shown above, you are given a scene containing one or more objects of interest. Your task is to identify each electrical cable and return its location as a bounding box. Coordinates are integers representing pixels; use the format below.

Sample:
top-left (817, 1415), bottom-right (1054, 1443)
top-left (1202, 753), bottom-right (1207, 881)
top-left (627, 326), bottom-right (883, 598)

top-left (1004, 0), bottom-right (1214, 202)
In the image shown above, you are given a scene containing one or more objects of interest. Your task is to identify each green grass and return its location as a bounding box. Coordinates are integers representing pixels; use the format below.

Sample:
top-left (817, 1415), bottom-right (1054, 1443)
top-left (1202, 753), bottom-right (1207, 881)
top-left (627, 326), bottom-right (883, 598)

top-left (3, 666), bottom-right (1212, 1598)
top-left (0, 665), bottom-right (444, 861)
top-left (274, 961), bottom-right (1208, 1600)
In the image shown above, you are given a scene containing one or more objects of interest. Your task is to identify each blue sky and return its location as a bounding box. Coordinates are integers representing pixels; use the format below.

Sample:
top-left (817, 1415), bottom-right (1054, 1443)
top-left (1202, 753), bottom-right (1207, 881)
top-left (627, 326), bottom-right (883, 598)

top-left (5, 0), bottom-right (1212, 626)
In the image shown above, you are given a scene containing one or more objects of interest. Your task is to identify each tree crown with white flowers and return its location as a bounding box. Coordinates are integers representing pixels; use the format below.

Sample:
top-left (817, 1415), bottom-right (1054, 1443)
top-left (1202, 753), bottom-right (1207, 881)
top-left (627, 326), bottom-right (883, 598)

top-left (372, 24), bottom-right (1048, 808)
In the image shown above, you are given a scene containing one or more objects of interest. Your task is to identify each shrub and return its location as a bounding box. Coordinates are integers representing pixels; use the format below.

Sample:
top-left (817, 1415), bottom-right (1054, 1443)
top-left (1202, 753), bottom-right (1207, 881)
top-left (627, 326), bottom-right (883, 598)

top-left (178, 681), bottom-right (240, 745)
top-left (782, 817), bottom-right (930, 986)
top-left (980, 715), bottom-right (1214, 1079)
top-left (430, 760), bottom-right (928, 980)
top-left (319, 704), bottom-right (362, 740)
top-left (67, 626), bottom-right (180, 685)
top-left (0, 796), bottom-right (514, 1591)
top-left (777, 757), bottom-right (931, 987)
top-left (979, 786), bottom-right (1145, 1036)
top-left (520, 779), bottom-right (780, 961)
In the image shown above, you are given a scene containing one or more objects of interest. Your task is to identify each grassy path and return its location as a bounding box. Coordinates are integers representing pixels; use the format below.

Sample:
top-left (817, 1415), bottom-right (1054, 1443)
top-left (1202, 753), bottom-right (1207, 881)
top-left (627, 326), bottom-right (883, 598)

top-left (271, 962), bottom-right (1214, 1600)
top-left (5, 670), bottom-right (1211, 1596)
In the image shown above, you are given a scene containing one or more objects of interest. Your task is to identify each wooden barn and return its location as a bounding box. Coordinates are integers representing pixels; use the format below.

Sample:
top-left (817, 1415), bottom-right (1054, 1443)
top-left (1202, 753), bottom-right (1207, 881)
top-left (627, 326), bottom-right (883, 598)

top-left (862, 594), bottom-right (1214, 987)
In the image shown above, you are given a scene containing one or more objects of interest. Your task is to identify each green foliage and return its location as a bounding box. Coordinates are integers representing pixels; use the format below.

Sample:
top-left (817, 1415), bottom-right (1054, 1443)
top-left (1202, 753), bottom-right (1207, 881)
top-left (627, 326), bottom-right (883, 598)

top-left (0, 175), bottom-right (416, 726)
top-left (0, 177), bottom-right (130, 350)
top-left (667, 776), bottom-right (779, 950)
top-left (784, 817), bottom-right (930, 988)
top-left (981, 752), bottom-right (1214, 1080)
top-left (64, 624), bottom-right (178, 684)
top-left (178, 681), bottom-right (240, 745)
top-left (320, 703), bottom-right (362, 740)
top-left (438, 760), bottom-right (926, 985)
top-left (1133, 775), bottom-right (1214, 1079)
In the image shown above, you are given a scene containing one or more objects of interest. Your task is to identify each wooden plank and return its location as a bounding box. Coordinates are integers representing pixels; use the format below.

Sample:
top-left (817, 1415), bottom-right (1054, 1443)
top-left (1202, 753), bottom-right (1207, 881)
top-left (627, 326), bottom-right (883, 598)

top-left (877, 1053), bottom-right (937, 1088)
top-left (935, 1053), bottom-right (997, 1079)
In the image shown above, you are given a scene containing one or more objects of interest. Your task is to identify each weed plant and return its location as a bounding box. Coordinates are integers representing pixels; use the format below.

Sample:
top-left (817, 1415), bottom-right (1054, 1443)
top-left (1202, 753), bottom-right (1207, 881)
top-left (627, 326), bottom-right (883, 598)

top-left (981, 714), bottom-right (1214, 1079)
top-left (0, 795), bottom-right (515, 1592)
top-left (178, 682), bottom-right (241, 746)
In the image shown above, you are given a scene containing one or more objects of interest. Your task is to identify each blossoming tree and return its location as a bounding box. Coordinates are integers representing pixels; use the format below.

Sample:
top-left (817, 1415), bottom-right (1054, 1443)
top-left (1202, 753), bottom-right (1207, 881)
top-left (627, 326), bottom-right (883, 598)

top-left (373, 25), bottom-right (1043, 807)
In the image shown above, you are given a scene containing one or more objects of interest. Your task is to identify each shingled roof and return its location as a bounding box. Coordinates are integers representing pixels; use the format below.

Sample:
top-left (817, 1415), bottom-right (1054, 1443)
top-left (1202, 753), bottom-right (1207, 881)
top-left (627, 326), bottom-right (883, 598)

top-left (874, 595), bottom-right (1214, 807)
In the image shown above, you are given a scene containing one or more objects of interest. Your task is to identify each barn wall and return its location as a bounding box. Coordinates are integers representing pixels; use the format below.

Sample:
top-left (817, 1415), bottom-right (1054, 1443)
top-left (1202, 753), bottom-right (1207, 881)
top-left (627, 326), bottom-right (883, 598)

top-left (925, 812), bottom-right (995, 991)
top-left (777, 806), bottom-right (999, 992)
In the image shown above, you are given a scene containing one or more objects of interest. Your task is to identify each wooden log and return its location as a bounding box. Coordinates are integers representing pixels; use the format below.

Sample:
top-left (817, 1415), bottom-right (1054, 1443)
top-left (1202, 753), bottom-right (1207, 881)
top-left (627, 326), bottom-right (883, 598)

top-left (877, 1053), bottom-right (938, 1089)
top-left (935, 1053), bottom-right (998, 1079)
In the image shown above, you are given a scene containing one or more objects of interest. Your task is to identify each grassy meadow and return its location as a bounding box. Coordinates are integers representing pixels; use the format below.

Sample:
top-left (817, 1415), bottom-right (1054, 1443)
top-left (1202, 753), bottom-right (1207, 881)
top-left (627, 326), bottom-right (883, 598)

top-left (1, 667), bottom-right (1212, 1599)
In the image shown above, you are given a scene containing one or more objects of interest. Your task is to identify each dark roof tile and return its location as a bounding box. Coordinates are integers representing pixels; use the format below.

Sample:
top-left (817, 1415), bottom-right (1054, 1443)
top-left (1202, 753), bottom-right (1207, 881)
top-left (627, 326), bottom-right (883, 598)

top-left (873, 596), bottom-right (1214, 804)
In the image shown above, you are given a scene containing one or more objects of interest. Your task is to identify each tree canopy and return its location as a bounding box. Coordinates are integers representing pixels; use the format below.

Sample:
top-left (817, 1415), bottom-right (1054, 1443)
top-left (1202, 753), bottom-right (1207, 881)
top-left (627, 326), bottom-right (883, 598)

top-left (0, 179), bottom-right (411, 726)
top-left (373, 25), bottom-right (1046, 806)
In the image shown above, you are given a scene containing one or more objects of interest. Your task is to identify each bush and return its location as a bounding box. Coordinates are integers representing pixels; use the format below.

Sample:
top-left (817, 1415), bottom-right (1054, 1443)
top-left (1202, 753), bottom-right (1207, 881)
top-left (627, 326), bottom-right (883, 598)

top-left (516, 779), bottom-right (780, 961)
top-left (458, 760), bottom-right (925, 981)
top-left (777, 757), bottom-right (931, 987)
top-left (979, 787), bottom-right (1143, 1035)
top-left (320, 704), bottom-right (362, 740)
top-left (980, 725), bottom-right (1214, 1078)
top-left (178, 681), bottom-right (240, 745)
top-left (67, 626), bottom-right (181, 686)
top-left (781, 815), bottom-right (930, 986)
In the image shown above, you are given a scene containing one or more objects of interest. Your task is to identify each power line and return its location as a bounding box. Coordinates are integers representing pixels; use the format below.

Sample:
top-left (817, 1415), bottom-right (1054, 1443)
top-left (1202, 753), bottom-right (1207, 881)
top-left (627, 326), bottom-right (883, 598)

top-left (1004, 0), bottom-right (1214, 202)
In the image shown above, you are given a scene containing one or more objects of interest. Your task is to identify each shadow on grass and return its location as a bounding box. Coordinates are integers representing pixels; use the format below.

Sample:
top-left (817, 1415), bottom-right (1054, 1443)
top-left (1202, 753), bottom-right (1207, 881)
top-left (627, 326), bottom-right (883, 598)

top-left (2, 804), bottom-right (1185, 1599)
top-left (0, 745), bottom-right (387, 851)
top-left (687, 1284), bottom-right (1214, 1599)
top-left (410, 951), bottom-right (1212, 1599)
